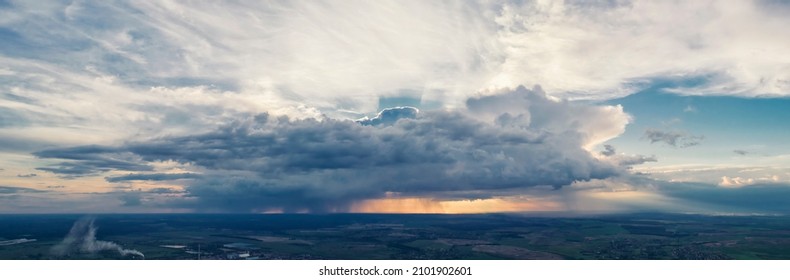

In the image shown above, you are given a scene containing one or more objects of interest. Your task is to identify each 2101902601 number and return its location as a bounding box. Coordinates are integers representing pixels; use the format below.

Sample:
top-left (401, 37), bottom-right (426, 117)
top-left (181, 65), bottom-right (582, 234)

top-left (412, 266), bottom-right (472, 276)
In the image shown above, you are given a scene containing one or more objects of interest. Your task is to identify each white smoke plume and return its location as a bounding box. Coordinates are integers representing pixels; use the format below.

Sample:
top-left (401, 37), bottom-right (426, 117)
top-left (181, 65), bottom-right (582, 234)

top-left (51, 217), bottom-right (144, 259)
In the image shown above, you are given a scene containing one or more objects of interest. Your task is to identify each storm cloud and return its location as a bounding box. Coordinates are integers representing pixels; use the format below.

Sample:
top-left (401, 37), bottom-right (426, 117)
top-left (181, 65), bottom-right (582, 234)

top-left (34, 86), bottom-right (629, 212)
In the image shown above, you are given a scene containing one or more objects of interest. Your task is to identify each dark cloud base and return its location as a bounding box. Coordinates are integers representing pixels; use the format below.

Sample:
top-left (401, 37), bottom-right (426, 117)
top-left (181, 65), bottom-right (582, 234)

top-left (34, 86), bottom-right (626, 212)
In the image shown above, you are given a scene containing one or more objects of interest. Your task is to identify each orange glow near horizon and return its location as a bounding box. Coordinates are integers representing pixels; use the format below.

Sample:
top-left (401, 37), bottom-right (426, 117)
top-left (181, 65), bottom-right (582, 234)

top-left (350, 197), bottom-right (564, 214)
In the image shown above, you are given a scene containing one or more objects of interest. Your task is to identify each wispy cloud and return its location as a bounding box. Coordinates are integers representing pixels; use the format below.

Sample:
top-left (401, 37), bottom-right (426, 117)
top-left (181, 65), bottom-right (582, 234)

top-left (0, 1), bottom-right (787, 135)
top-left (733, 149), bottom-right (749, 156)
top-left (598, 145), bottom-right (657, 168)
top-left (643, 129), bottom-right (704, 148)
top-left (104, 173), bottom-right (201, 183)
top-left (0, 186), bottom-right (45, 194)
top-left (600, 145), bottom-right (617, 157)
top-left (33, 146), bottom-right (153, 177)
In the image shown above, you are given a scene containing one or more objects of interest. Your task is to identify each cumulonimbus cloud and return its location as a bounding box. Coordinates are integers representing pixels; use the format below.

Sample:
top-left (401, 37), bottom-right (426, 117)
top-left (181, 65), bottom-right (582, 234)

top-left (2, 1), bottom-right (788, 188)
top-left (34, 86), bottom-right (630, 212)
